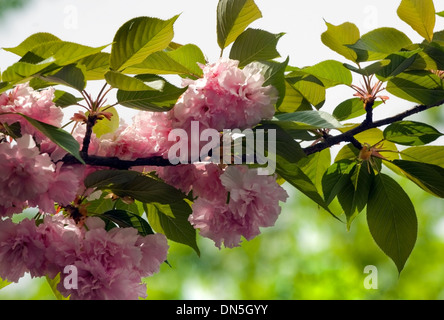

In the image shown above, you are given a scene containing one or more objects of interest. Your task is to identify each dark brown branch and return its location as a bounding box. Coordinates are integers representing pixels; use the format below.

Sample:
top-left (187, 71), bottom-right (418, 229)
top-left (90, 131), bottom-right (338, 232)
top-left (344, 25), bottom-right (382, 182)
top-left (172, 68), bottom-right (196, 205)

top-left (304, 99), bottom-right (444, 156)
top-left (62, 99), bottom-right (444, 168)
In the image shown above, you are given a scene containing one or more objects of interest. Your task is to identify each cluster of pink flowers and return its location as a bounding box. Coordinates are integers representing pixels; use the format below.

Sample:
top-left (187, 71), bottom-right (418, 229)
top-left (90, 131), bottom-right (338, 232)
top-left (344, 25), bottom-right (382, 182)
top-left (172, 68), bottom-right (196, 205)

top-left (0, 83), bottom-right (63, 142)
top-left (170, 58), bottom-right (278, 131)
top-left (0, 214), bottom-right (168, 300)
top-left (0, 134), bottom-right (83, 217)
top-left (157, 164), bottom-right (288, 248)
top-left (0, 84), bottom-right (85, 217)
top-left (0, 57), bottom-right (287, 298)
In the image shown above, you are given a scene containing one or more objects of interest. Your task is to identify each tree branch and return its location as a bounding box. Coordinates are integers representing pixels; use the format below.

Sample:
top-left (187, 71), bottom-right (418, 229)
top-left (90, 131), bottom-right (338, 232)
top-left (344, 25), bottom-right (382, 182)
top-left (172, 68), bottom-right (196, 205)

top-left (62, 99), bottom-right (444, 168)
top-left (304, 99), bottom-right (444, 156)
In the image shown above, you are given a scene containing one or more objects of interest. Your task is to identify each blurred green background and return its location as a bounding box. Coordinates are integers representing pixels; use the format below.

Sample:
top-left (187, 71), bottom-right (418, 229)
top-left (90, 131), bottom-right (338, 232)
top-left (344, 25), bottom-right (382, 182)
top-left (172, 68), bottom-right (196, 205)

top-left (1, 0), bottom-right (444, 300)
top-left (2, 167), bottom-right (444, 300)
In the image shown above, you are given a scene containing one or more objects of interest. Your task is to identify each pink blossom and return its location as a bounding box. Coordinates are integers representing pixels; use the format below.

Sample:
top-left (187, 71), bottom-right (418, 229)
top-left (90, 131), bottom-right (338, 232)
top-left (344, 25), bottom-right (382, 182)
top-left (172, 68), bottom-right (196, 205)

top-left (0, 218), bottom-right (46, 282)
top-left (0, 135), bottom-right (55, 216)
top-left (80, 111), bottom-right (173, 161)
top-left (57, 217), bottom-right (169, 300)
top-left (220, 165), bottom-right (288, 230)
top-left (189, 165), bottom-right (288, 248)
top-left (170, 58), bottom-right (278, 132)
top-left (37, 214), bottom-right (83, 279)
top-left (0, 83), bottom-right (64, 139)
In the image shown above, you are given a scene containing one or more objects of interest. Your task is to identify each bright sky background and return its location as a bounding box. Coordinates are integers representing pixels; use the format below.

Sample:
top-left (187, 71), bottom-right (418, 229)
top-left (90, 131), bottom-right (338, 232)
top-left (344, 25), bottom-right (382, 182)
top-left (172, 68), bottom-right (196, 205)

top-left (1, 0), bottom-right (443, 122)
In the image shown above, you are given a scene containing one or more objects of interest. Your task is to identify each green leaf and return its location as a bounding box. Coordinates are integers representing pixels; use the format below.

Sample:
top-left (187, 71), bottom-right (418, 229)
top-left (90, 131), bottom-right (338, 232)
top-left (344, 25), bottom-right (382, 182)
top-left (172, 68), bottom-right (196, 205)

top-left (276, 160), bottom-right (339, 219)
top-left (46, 274), bottom-right (69, 300)
top-left (53, 90), bottom-right (82, 108)
top-left (344, 60), bottom-right (391, 77)
top-left (110, 15), bottom-right (179, 71)
top-left (286, 74), bottom-right (326, 109)
top-left (105, 71), bottom-right (158, 91)
top-left (392, 159), bottom-right (444, 198)
top-left (145, 200), bottom-right (200, 255)
top-left (0, 277), bottom-right (11, 290)
top-left (375, 49), bottom-right (422, 81)
top-left (41, 64), bottom-right (86, 92)
top-left (397, 0), bottom-right (436, 42)
top-left (2, 122), bottom-right (22, 139)
top-left (335, 128), bottom-right (399, 162)
top-left (337, 162), bottom-right (374, 229)
top-left (386, 70), bottom-right (444, 105)
top-left (302, 60), bottom-right (353, 88)
top-left (3, 32), bottom-right (61, 56)
top-left (84, 170), bottom-right (185, 204)
top-left (438, 11), bottom-right (444, 18)
top-left (1, 113), bottom-right (84, 164)
top-left (20, 41), bottom-right (108, 67)
top-left (77, 52), bottom-right (110, 80)
top-left (217, 0), bottom-right (262, 50)
top-left (86, 194), bottom-right (142, 216)
top-left (124, 44), bottom-right (206, 77)
top-left (92, 106), bottom-right (119, 138)
top-left (274, 110), bottom-right (343, 130)
top-left (321, 21), bottom-right (360, 62)
top-left (421, 42), bottom-right (444, 70)
top-left (116, 74), bottom-right (187, 112)
top-left (322, 159), bottom-right (356, 205)
top-left (333, 98), bottom-right (383, 121)
top-left (277, 80), bottom-right (312, 112)
top-left (1, 59), bottom-right (57, 83)
top-left (346, 28), bottom-right (412, 62)
top-left (251, 57), bottom-right (289, 108)
top-left (0, 82), bottom-right (12, 93)
top-left (383, 120), bottom-right (443, 146)
top-left (298, 148), bottom-right (331, 195)
top-left (401, 146), bottom-right (444, 167)
top-left (367, 173), bottom-right (418, 273)
top-left (257, 122), bottom-right (307, 165)
top-left (100, 209), bottom-right (154, 236)
top-left (229, 28), bottom-right (284, 67)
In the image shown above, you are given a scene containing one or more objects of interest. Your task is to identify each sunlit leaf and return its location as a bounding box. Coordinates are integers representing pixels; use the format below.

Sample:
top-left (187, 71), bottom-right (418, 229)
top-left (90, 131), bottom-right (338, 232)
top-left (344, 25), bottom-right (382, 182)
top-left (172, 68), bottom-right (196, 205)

top-left (116, 74), bottom-right (187, 112)
top-left (110, 15), bottom-right (179, 71)
top-left (124, 44), bottom-right (206, 77)
top-left (321, 21), bottom-right (360, 62)
top-left (302, 60), bottom-right (353, 88)
top-left (92, 106), bottom-right (120, 138)
top-left (401, 146), bottom-right (444, 167)
top-left (229, 28), bottom-right (284, 67)
top-left (346, 27), bottom-right (412, 62)
top-left (333, 98), bottom-right (383, 121)
top-left (397, 0), bottom-right (436, 42)
top-left (217, 0), bottom-right (262, 50)
top-left (3, 32), bottom-right (61, 57)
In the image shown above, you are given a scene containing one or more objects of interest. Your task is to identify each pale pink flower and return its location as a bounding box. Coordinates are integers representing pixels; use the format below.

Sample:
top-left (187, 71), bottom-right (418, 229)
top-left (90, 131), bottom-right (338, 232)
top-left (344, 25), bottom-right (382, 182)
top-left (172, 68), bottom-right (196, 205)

top-left (82, 111), bottom-right (173, 161)
top-left (189, 165), bottom-right (288, 248)
top-left (0, 135), bottom-right (55, 216)
top-left (0, 218), bottom-right (46, 282)
top-left (0, 83), bottom-right (64, 139)
top-left (170, 58), bottom-right (278, 132)
top-left (37, 214), bottom-right (83, 279)
top-left (58, 217), bottom-right (169, 300)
